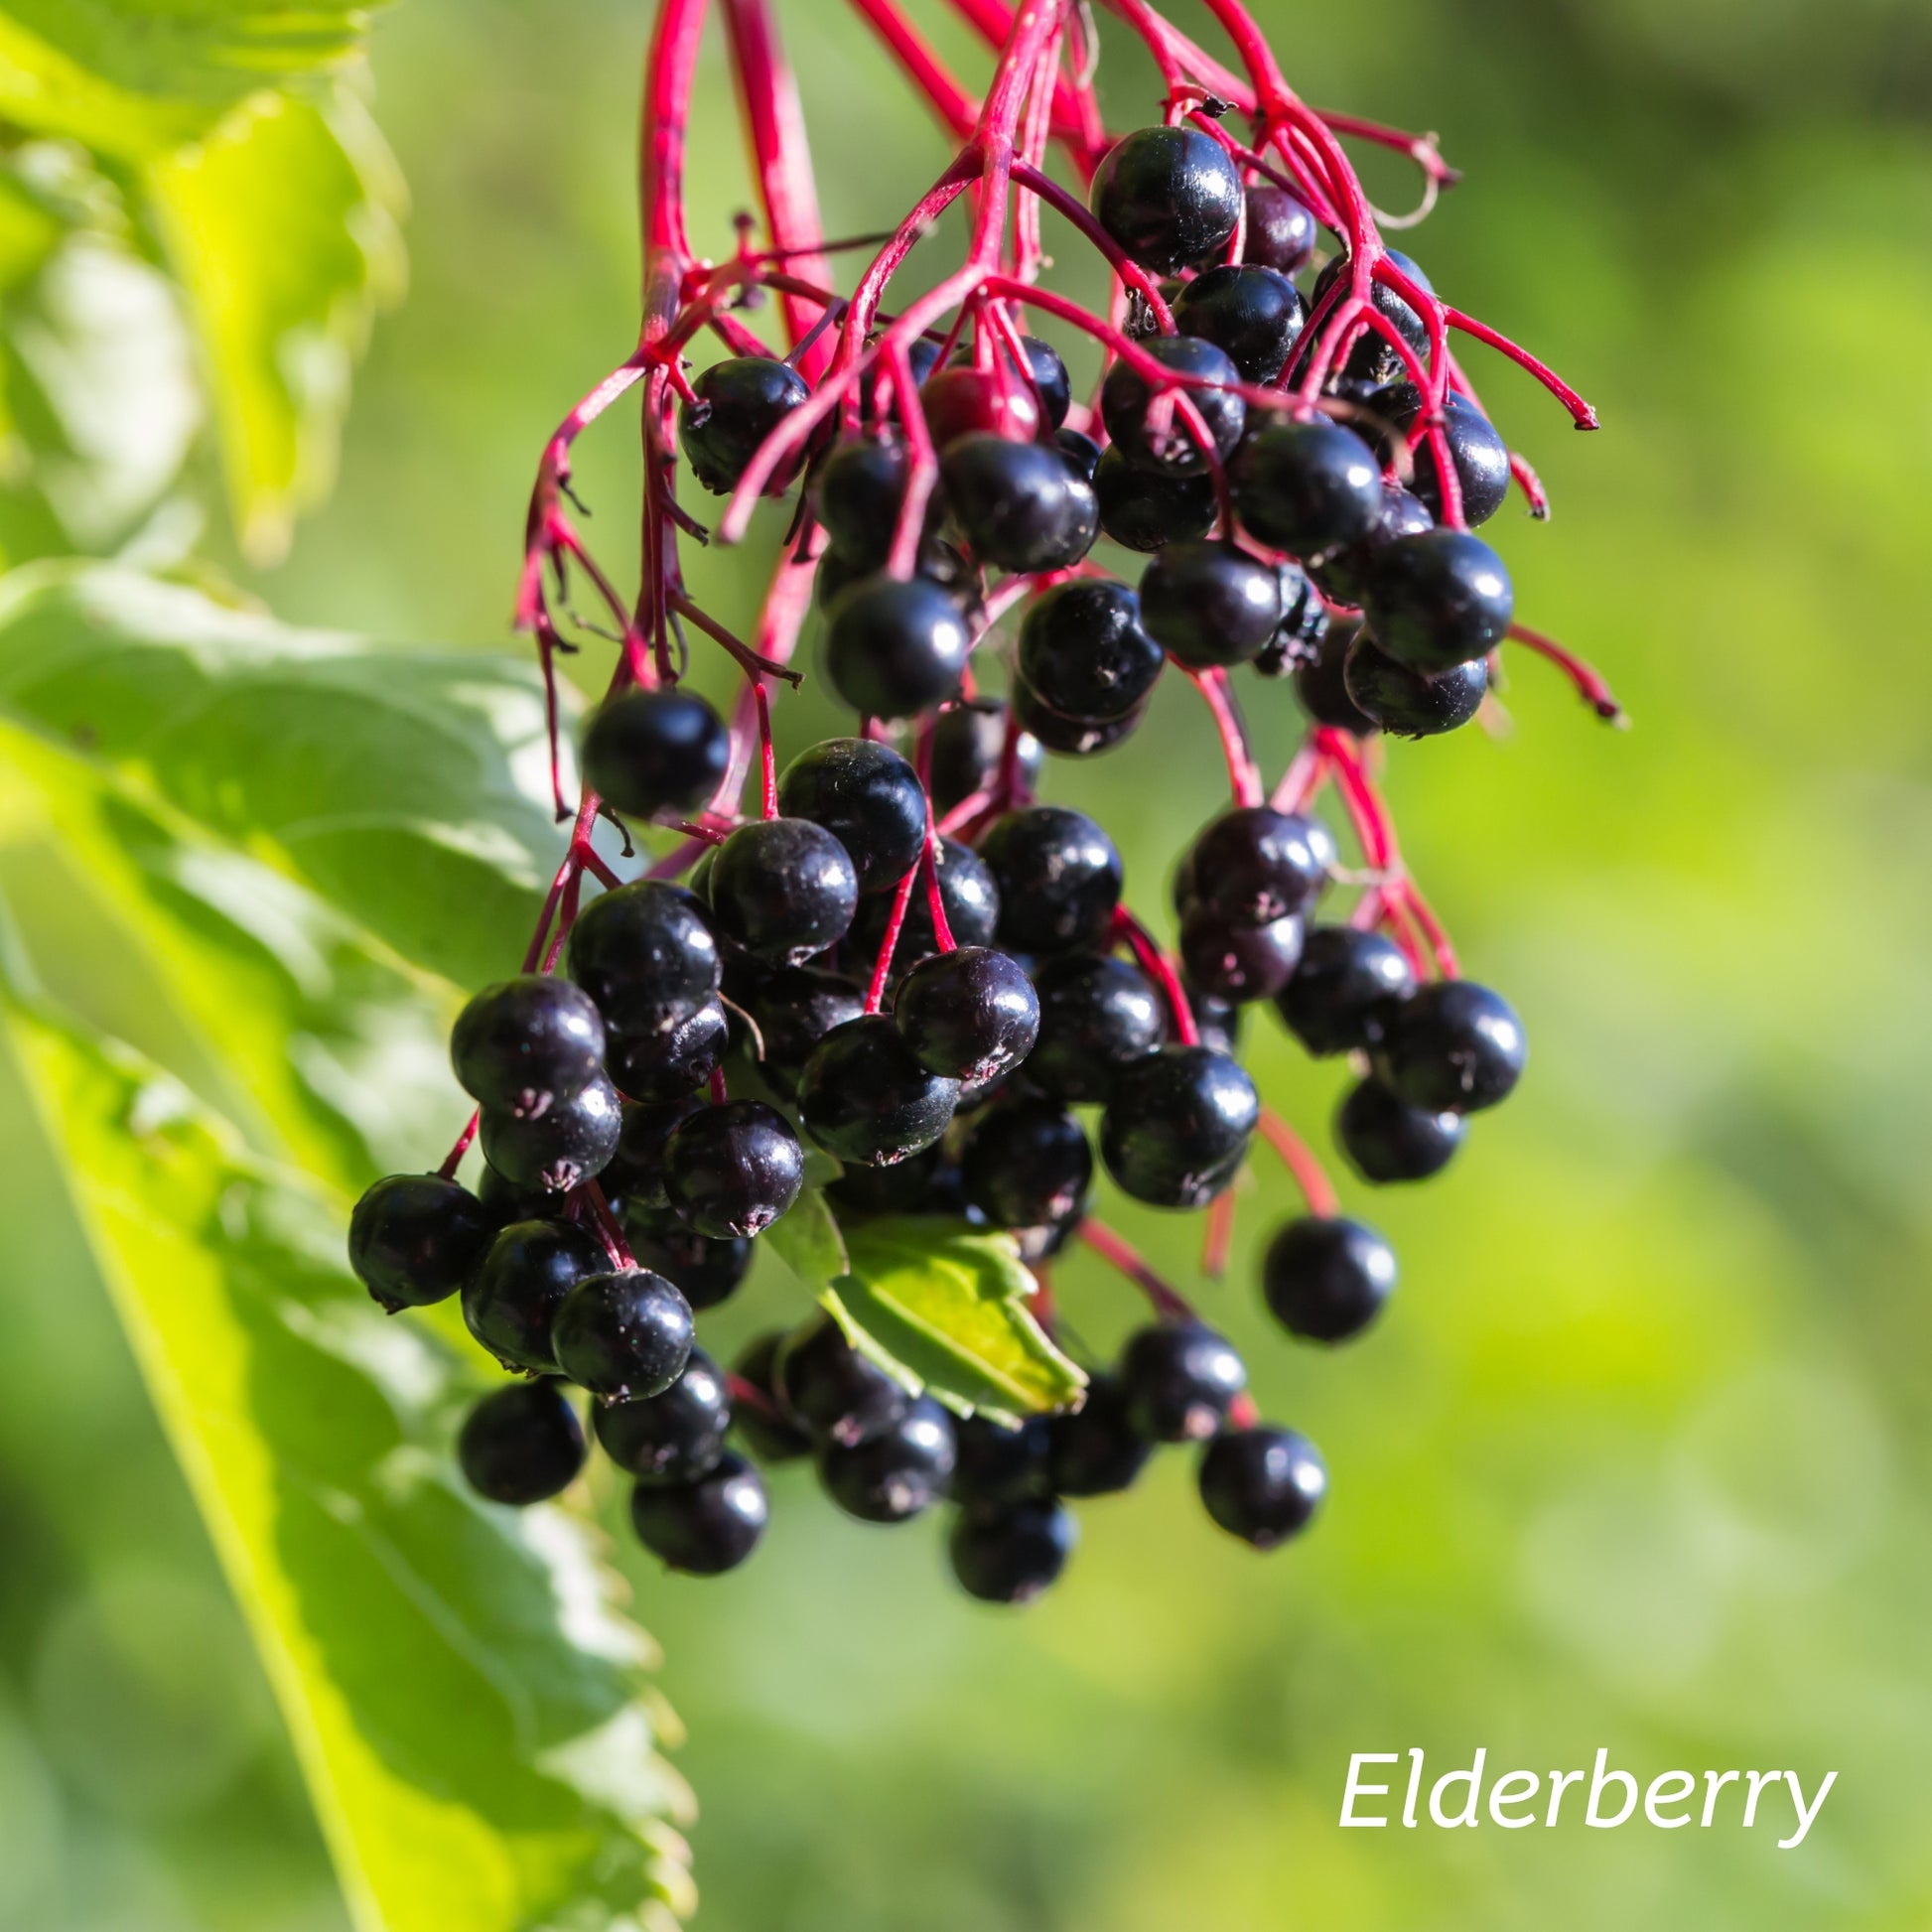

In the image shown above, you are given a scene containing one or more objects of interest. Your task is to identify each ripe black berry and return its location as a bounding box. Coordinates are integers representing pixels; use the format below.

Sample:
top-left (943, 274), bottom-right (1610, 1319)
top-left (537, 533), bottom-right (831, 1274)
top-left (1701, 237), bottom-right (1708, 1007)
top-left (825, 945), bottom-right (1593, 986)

top-left (1120, 1320), bottom-right (1247, 1443)
top-left (1089, 125), bottom-right (1243, 274)
top-left (951, 1412), bottom-right (1053, 1507)
top-left (824, 574), bottom-right (972, 719)
top-left (604, 1096), bottom-right (703, 1212)
top-left (1177, 905), bottom-right (1304, 1002)
top-left (1275, 924), bottom-right (1416, 1055)
top-left (1187, 982), bottom-right (1245, 1057)
top-left (348, 1173), bottom-right (491, 1311)
top-left (568, 881), bottom-right (720, 1036)
top-left (776, 737), bottom-right (927, 893)
top-left (1016, 579), bottom-right (1164, 725)
top-left (797, 1014), bottom-right (960, 1166)
top-left (1047, 1374), bottom-right (1153, 1496)
top-left (745, 965), bottom-right (865, 1096)
top-left (551, 1268), bottom-right (695, 1400)
top-left (458, 1380), bottom-right (587, 1505)
top-left (1100, 334), bottom-right (1244, 475)
top-left (1371, 978), bottom-right (1526, 1113)
top-left (451, 975), bottom-right (605, 1118)
top-left (1310, 482), bottom-right (1436, 611)
top-left (1053, 425), bottom-right (1100, 481)
top-left (816, 436), bottom-right (915, 571)
top-left (1292, 617), bottom-right (1379, 734)
top-left (1185, 806), bottom-right (1335, 923)
top-left (1365, 385), bottom-right (1511, 527)
top-left (594, 1346), bottom-right (731, 1481)
top-left (1174, 264), bottom-right (1308, 383)
top-left (1138, 540), bottom-right (1283, 669)
top-left (1242, 183), bottom-right (1317, 273)
top-left (979, 806), bottom-right (1122, 954)
top-left (1341, 633), bottom-right (1488, 737)
top-left (1100, 1044), bottom-right (1259, 1208)
top-left (939, 433), bottom-right (1098, 573)
top-left (678, 355), bottom-right (810, 494)
top-left (825, 1139), bottom-right (954, 1216)
top-left (1027, 952), bottom-right (1165, 1102)
top-left (476, 1163), bottom-right (561, 1228)
top-left (1335, 1077), bottom-right (1465, 1182)
top-left (1093, 446), bottom-right (1217, 551)
top-left (582, 687), bottom-right (731, 821)
top-left (1016, 334), bottom-right (1072, 428)
top-left (928, 697), bottom-right (1042, 816)
top-left (662, 1099), bottom-right (803, 1237)
top-left (707, 816), bottom-right (859, 965)
top-left (846, 835), bottom-right (1000, 966)
top-left (1010, 681), bottom-right (1149, 759)
top-left (776, 1314), bottom-right (913, 1447)
top-left (950, 1498), bottom-right (1076, 1603)
top-left (479, 1071), bottom-right (623, 1193)
top-left (630, 1450), bottom-right (768, 1575)
top-left (1231, 418), bottom-right (1384, 555)
top-left (624, 1212), bottom-right (754, 1311)
top-left (1263, 1216), bottom-right (1397, 1343)
top-left (605, 998), bottom-right (728, 1102)
top-left (1198, 1426), bottom-right (1326, 1548)
top-left (1305, 248), bottom-right (1435, 387)
top-left (894, 946), bottom-right (1039, 1083)
top-left (817, 1394), bottom-right (956, 1523)
top-left (1361, 529), bottom-right (1514, 673)
top-left (731, 1331), bottom-right (813, 1461)
top-left (960, 1098), bottom-right (1093, 1230)
top-left (464, 1218), bottom-right (608, 1372)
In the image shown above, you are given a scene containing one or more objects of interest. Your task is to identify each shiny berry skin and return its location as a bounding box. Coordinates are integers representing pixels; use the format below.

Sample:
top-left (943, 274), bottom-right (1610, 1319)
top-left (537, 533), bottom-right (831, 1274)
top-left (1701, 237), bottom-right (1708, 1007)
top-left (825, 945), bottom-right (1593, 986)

top-left (1178, 905), bottom-right (1304, 1003)
top-left (1090, 125), bottom-right (1243, 274)
top-left (605, 998), bottom-right (728, 1103)
top-left (594, 1346), bottom-right (731, 1482)
top-left (1292, 617), bottom-right (1379, 734)
top-left (1311, 482), bottom-right (1437, 610)
top-left (825, 1139), bottom-right (954, 1217)
top-left (1263, 1216), bottom-right (1397, 1343)
top-left (1053, 425), bottom-right (1100, 481)
top-left (960, 1099), bottom-right (1093, 1230)
top-left (1198, 1426), bottom-right (1326, 1549)
top-left (551, 1268), bottom-right (695, 1400)
top-left (1186, 806), bottom-right (1335, 923)
top-left (797, 1014), bottom-right (960, 1166)
top-left (1027, 952), bottom-right (1165, 1102)
top-left (1016, 579), bottom-right (1163, 726)
top-left (894, 946), bottom-right (1039, 1083)
top-left (1100, 1044), bottom-right (1259, 1208)
top-left (1120, 1320), bottom-right (1247, 1442)
top-left (1372, 979), bottom-right (1526, 1114)
top-left (928, 698), bottom-right (1042, 817)
top-left (824, 575), bottom-right (972, 720)
top-left (777, 737), bottom-right (927, 894)
top-left (708, 816), bottom-right (859, 966)
top-left (817, 1395), bottom-right (956, 1523)
top-left (479, 1072), bottom-right (622, 1194)
top-left (348, 1173), bottom-right (491, 1311)
top-left (624, 1212), bottom-right (754, 1311)
top-left (1275, 925), bottom-right (1416, 1055)
top-left (1100, 335), bottom-right (1244, 476)
top-left (451, 975), bottom-right (605, 1118)
top-left (1174, 264), bottom-right (1308, 383)
top-left (979, 806), bottom-right (1123, 954)
top-left (745, 966), bottom-right (865, 1097)
top-left (950, 1498), bottom-right (1076, 1603)
top-left (630, 1450), bottom-right (767, 1575)
top-left (951, 1413), bottom-right (1053, 1508)
top-left (662, 1100), bottom-right (803, 1238)
top-left (568, 881), bottom-right (720, 1036)
top-left (1048, 1374), bottom-right (1154, 1496)
top-left (847, 836), bottom-right (1000, 967)
top-left (1242, 183), bottom-right (1317, 273)
top-left (776, 1314), bottom-right (913, 1447)
top-left (1342, 633), bottom-right (1488, 737)
top-left (1305, 248), bottom-right (1435, 387)
top-left (678, 355), bottom-right (810, 494)
top-left (1335, 1077), bottom-right (1465, 1182)
top-left (1093, 446), bottom-right (1217, 552)
top-left (1365, 385), bottom-right (1511, 527)
top-left (939, 433), bottom-right (1098, 573)
top-left (1186, 983), bottom-right (1245, 1058)
top-left (731, 1331), bottom-right (813, 1461)
top-left (464, 1218), bottom-right (607, 1372)
top-left (1011, 684), bottom-right (1149, 759)
top-left (1138, 540), bottom-right (1283, 671)
top-left (1362, 529), bottom-right (1514, 673)
top-left (458, 1380), bottom-right (587, 1505)
top-left (1016, 334), bottom-right (1072, 428)
top-left (816, 437), bottom-right (914, 571)
top-left (1232, 419), bottom-right (1384, 555)
top-left (581, 685), bottom-right (731, 823)
top-left (919, 364), bottom-right (1041, 448)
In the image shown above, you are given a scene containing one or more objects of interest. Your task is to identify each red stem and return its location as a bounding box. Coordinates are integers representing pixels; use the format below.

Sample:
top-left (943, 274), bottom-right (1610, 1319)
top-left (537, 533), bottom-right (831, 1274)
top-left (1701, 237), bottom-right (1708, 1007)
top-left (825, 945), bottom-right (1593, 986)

top-left (1110, 907), bottom-right (1199, 1046)
top-left (1257, 1109), bottom-right (1340, 1218)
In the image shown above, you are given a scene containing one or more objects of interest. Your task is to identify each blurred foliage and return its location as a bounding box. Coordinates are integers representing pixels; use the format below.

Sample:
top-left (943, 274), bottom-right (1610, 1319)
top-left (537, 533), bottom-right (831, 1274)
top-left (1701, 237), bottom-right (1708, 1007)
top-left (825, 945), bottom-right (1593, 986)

top-left (3, 0), bottom-right (1932, 1930)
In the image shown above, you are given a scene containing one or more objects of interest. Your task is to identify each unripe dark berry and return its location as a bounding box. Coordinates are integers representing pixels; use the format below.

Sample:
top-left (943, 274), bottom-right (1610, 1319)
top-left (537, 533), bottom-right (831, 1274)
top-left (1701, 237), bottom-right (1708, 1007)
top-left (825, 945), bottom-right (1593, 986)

top-left (1016, 579), bottom-right (1163, 725)
top-left (1120, 1319), bottom-right (1247, 1442)
top-left (1174, 263), bottom-right (1308, 383)
top-left (348, 1173), bottom-right (491, 1311)
top-left (1100, 334), bottom-right (1244, 476)
top-left (919, 364), bottom-right (1040, 447)
top-left (1027, 952), bottom-right (1165, 1102)
top-left (479, 1072), bottom-right (622, 1194)
top-left (1048, 1374), bottom-right (1153, 1496)
top-left (582, 687), bottom-right (731, 821)
top-left (1185, 806), bottom-right (1335, 923)
top-left (1100, 1044), bottom-right (1258, 1208)
top-left (568, 881), bottom-right (720, 1037)
top-left (951, 1412), bottom-right (1053, 1508)
top-left (950, 1498), bottom-right (1076, 1603)
top-left (939, 433), bottom-right (1098, 573)
top-left (1093, 446), bottom-right (1217, 552)
top-left (1335, 1077), bottom-right (1465, 1182)
top-left (817, 1394), bottom-right (956, 1523)
top-left (1370, 978), bottom-right (1526, 1114)
top-left (662, 1099), bottom-right (803, 1238)
top-left (979, 806), bottom-right (1122, 955)
top-left (894, 946), bottom-right (1039, 1084)
top-left (1263, 1216), bottom-right (1397, 1343)
top-left (1364, 384), bottom-right (1511, 527)
top-left (623, 1211), bottom-right (754, 1311)
top-left (594, 1346), bottom-right (731, 1482)
top-left (464, 1218), bottom-right (608, 1372)
top-left (775, 1314), bottom-right (913, 1447)
top-left (1242, 183), bottom-right (1317, 274)
top-left (1275, 925), bottom-right (1416, 1055)
top-left (928, 698), bottom-right (1042, 817)
top-left (960, 1099), bottom-right (1093, 1230)
top-left (551, 1267), bottom-right (694, 1401)
top-left (707, 815), bottom-right (859, 966)
top-left (458, 1380), bottom-right (587, 1505)
top-left (678, 355), bottom-right (810, 494)
top-left (1342, 633), bottom-right (1488, 737)
top-left (1198, 1425), bottom-right (1326, 1548)
top-left (1090, 125), bottom-right (1243, 274)
top-left (797, 1014), bottom-right (960, 1167)
top-left (1139, 540), bottom-right (1284, 669)
top-left (1361, 528), bottom-right (1514, 673)
top-left (451, 975), bottom-right (605, 1119)
top-left (824, 575), bottom-right (972, 720)
top-left (605, 998), bottom-right (728, 1103)
top-left (776, 737), bottom-right (927, 894)
top-left (1232, 418), bottom-right (1384, 556)
top-left (630, 1450), bottom-right (767, 1575)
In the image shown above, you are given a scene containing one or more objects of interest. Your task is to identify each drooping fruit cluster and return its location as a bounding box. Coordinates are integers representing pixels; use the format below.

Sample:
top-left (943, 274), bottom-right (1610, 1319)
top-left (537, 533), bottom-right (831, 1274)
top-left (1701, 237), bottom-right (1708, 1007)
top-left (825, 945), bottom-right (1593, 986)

top-left (349, 0), bottom-right (1611, 1604)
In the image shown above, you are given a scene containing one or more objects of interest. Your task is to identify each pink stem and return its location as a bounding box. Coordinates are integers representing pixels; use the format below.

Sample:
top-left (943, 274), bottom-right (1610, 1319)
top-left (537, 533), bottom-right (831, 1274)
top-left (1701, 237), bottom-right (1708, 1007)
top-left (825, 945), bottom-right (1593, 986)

top-left (1075, 1218), bottom-right (1194, 1320)
top-left (1257, 1109), bottom-right (1340, 1218)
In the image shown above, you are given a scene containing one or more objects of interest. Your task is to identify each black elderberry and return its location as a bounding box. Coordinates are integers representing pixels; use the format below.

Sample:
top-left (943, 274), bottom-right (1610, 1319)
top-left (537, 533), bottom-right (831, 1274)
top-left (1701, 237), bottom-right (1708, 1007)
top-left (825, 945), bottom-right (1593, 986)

top-left (796, 1014), bottom-right (960, 1166)
top-left (1292, 617), bottom-right (1380, 733)
top-left (825, 1140), bottom-right (958, 1217)
top-left (348, 1173), bottom-right (492, 1311)
top-left (1186, 805), bottom-right (1335, 924)
top-left (581, 686), bottom-right (731, 823)
top-left (979, 806), bottom-right (1122, 954)
top-left (1186, 983), bottom-right (1245, 1059)
top-left (551, 1267), bottom-right (695, 1400)
top-left (846, 836), bottom-right (1000, 967)
top-left (1016, 334), bottom-right (1072, 429)
top-left (950, 1498), bottom-right (1076, 1603)
top-left (1305, 247), bottom-right (1435, 387)
top-left (1252, 560), bottom-right (1330, 681)
top-left (1092, 446), bottom-right (1217, 552)
top-left (476, 1163), bottom-right (560, 1229)
top-left (604, 1095), bottom-right (704, 1213)
top-left (1198, 1425), bottom-right (1326, 1549)
top-left (920, 363), bottom-right (1041, 448)
top-left (479, 1072), bottom-right (622, 1193)
top-left (630, 1450), bottom-right (768, 1575)
top-left (817, 1394), bottom-right (957, 1523)
top-left (1275, 925), bottom-right (1416, 1055)
top-left (568, 881), bottom-right (720, 1036)
top-left (1371, 979), bottom-right (1526, 1114)
top-left (661, 1099), bottom-right (803, 1238)
top-left (1310, 482), bottom-right (1436, 610)
top-left (1048, 1374), bottom-right (1154, 1496)
top-left (451, 975), bottom-right (605, 1119)
top-left (1140, 540), bottom-right (1284, 669)
top-left (458, 1380), bottom-right (587, 1505)
top-left (464, 1218), bottom-right (608, 1372)
top-left (1027, 952), bottom-right (1165, 1102)
top-left (594, 1346), bottom-right (732, 1482)
top-left (939, 433), bottom-right (1098, 573)
top-left (951, 1412), bottom-right (1053, 1508)
top-left (605, 998), bottom-right (729, 1103)
top-left (1100, 334), bottom-right (1245, 476)
top-left (1341, 633), bottom-right (1488, 737)
top-left (824, 574), bottom-right (972, 720)
top-left (1120, 1319), bottom-right (1247, 1442)
top-left (894, 946), bottom-right (1039, 1084)
top-left (678, 354), bottom-right (810, 495)
top-left (1363, 385), bottom-right (1511, 528)
top-left (624, 1210), bottom-right (754, 1311)
top-left (1010, 682), bottom-right (1150, 759)
top-left (745, 965), bottom-right (866, 1096)
top-left (776, 737), bottom-right (927, 893)
top-left (1053, 425), bottom-right (1101, 481)
top-left (775, 1313), bottom-right (913, 1447)
top-left (859, 334), bottom-right (943, 420)
top-left (1263, 1215), bottom-right (1397, 1343)
top-left (1174, 263), bottom-right (1308, 383)
top-left (816, 436), bottom-right (916, 572)
top-left (731, 1331), bottom-right (813, 1461)
top-left (1100, 1044), bottom-right (1259, 1208)
top-left (960, 1098), bottom-right (1093, 1230)
top-left (1241, 183), bottom-right (1317, 274)
top-left (1090, 125), bottom-right (1244, 274)
top-left (707, 816), bottom-right (859, 965)
top-left (1361, 528), bottom-right (1514, 673)
top-left (1177, 905), bottom-right (1304, 1003)
top-left (928, 697), bottom-right (1042, 816)
top-left (1335, 1077), bottom-right (1465, 1182)
top-left (1231, 418), bottom-right (1384, 556)
top-left (1016, 579), bottom-right (1164, 725)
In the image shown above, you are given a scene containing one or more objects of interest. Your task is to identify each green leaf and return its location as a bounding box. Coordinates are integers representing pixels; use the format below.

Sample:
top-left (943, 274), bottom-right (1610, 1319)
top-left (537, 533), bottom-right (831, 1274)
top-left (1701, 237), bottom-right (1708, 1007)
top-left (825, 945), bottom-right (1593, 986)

top-left (762, 1184), bottom-right (849, 1297)
top-left (2, 996), bottom-right (694, 1932)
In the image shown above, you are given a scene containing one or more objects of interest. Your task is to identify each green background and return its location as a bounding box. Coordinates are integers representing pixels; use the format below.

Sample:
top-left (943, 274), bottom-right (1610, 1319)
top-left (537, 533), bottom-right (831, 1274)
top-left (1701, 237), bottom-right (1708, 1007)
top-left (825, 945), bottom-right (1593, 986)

top-left (4, 0), bottom-right (1931, 1928)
